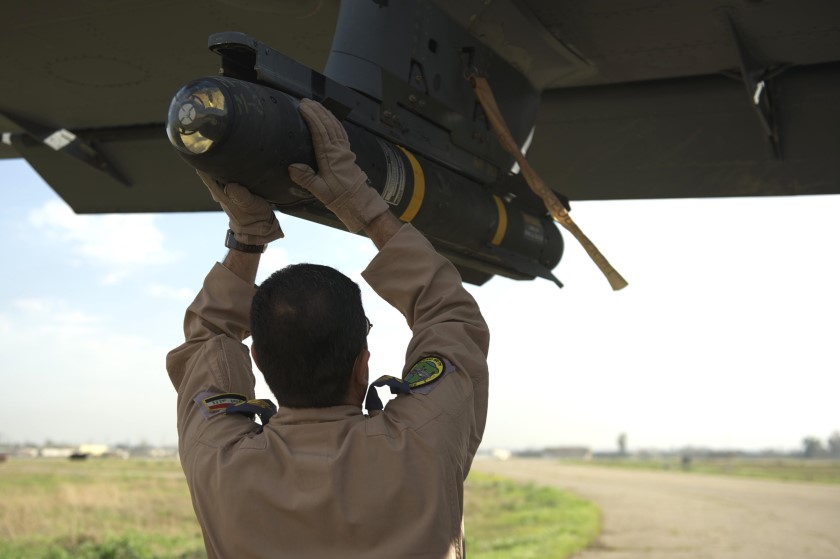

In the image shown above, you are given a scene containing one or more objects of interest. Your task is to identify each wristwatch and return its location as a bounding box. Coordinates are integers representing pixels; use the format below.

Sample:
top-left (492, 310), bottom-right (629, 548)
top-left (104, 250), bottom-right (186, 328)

top-left (224, 229), bottom-right (267, 253)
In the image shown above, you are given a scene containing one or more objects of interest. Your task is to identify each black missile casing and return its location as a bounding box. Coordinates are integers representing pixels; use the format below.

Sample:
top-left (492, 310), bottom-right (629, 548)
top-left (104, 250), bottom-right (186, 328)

top-left (167, 76), bottom-right (316, 204)
top-left (167, 75), bottom-right (563, 285)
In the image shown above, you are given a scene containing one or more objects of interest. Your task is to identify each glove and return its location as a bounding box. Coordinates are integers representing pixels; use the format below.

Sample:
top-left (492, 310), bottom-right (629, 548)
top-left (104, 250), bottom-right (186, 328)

top-left (288, 99), bottom-right (389, 232)
top-left (197, 171), bottom-right (284, 245)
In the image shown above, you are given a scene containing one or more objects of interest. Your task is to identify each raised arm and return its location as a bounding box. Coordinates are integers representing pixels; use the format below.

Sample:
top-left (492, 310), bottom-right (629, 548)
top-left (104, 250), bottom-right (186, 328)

top-left (289, 99), bottom-right (490, 466)
top-left (166, 173), bottom-right (283, 448)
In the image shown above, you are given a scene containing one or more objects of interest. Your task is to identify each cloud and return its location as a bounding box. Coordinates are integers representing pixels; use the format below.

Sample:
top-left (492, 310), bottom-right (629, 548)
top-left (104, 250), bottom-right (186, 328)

top-left (13, 298), bottom-right (51, 313)
top-left (28, 201), bottom-right (176, 283)
top-left (54, 310), bottom-right (101, 326)
top-left (102, 271), bottom-right (130, 285)
top-left (0, 299), bottom-right (176, 444)
top-left (5, 297), bottom-right (157, 376)
top-left (10, 297), bottom-right (101, 336)
top-left (145, 284), bottom-right (194, 302)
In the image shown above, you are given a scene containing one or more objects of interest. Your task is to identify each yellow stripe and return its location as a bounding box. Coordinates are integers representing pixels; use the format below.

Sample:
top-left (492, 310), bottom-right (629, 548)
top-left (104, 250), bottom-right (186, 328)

top-left (491, 195), bottom-right (508, 245)
top-left (396, 146), bottom-right (425, 222)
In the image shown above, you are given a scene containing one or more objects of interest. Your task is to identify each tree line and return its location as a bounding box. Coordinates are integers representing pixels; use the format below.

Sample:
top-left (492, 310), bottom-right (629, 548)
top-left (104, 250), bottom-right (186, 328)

top-left (802, 431), bottom-right (840, 458)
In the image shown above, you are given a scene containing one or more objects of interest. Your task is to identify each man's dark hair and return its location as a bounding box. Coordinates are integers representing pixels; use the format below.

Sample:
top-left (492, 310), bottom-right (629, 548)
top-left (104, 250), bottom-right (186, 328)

top-left (250, 263), bottom-right (367, 408)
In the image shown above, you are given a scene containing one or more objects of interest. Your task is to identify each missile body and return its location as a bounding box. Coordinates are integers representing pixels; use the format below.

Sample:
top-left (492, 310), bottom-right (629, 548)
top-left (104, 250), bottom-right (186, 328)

top-left (167, 75), bottom-right (563, 285)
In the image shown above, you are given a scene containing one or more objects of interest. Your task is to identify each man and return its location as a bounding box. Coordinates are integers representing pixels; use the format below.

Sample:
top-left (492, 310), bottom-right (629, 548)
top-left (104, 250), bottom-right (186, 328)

top-left (167, 99), bottom-right (490, 559)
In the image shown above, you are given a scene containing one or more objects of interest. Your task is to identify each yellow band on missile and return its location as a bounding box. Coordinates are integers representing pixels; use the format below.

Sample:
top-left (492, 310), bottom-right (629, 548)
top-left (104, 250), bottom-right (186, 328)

top-left (491, 195), bottom-right (508, 245)
top-left (397, 146), bottom-right (424, 222)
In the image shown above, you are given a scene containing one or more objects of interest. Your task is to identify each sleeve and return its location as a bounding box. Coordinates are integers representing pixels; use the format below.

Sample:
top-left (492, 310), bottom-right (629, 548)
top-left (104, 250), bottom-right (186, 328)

top-left (165, 262), bottom-right (259, 455)
top-left (361, 225), bottom-right (490, 466)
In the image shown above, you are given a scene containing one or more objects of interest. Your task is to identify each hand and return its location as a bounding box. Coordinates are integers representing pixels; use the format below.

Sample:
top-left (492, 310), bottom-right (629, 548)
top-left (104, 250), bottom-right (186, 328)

top-left (197, 171), bottom-right (284, 245)
top-left (288, 99), bottom-right (389, 232)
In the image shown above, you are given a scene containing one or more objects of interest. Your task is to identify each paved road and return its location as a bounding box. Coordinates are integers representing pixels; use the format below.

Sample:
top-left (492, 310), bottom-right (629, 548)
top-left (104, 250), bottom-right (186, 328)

top-left (472, 458), bottom-right (840, 559)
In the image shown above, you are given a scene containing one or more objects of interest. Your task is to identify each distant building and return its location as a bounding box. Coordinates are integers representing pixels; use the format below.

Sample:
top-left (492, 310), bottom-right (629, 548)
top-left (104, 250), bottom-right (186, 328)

top-left (491, 448), bottom-right (512, 461)
top-left (40, 447), bottom-right (75, 458)
top-left (17, 447), bottom-right (39, 458)
top-left (513, 446), bottom-right (592, 460)
top-left (543, 446), bottom-right (591, 460)
top-left (78, 444), bottom-right (110, 457)
top-left (147, 447), bottom-right (178, 459)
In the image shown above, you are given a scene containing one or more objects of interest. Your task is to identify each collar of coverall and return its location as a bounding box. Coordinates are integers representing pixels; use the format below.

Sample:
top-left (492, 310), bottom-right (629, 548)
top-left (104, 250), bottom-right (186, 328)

top-left (272, 404), bottom-right (364, 425)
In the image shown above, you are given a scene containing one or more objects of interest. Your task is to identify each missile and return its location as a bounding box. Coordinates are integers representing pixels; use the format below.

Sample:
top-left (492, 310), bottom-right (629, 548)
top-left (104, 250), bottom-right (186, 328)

top-left (165, 33), bottom-right (563, 287)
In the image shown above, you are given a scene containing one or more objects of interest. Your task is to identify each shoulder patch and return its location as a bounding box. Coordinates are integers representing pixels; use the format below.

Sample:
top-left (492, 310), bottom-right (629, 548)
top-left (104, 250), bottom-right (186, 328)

top-left (405, 356), bottom-right (451, 391)
top-left (194, 392), bottom-right (248, 419)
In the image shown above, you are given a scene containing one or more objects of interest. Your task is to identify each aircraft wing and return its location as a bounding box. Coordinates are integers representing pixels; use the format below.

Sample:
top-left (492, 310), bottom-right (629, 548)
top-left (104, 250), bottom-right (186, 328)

top-left (3, 0), bottom-right (839, 213)
top-left (2, 1), bottom-right (839, 286)
top-left (1, 1), bottom-right (343, 212)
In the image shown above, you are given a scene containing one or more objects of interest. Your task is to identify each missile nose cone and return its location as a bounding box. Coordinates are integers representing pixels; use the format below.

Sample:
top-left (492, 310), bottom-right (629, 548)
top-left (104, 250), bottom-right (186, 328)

top-left (178, 102), bottom-right (198, 127)
top-left (166, 79), bottom-right (230, 155)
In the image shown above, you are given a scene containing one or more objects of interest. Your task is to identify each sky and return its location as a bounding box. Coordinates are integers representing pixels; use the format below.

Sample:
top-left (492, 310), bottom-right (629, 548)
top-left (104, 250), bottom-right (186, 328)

top-left (1, 158), bottom-right (838, 453)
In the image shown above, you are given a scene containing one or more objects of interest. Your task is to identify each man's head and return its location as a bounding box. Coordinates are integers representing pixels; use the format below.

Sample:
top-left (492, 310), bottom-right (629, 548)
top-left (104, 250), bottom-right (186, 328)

top-left (250, 263), bottom-right (369, 408)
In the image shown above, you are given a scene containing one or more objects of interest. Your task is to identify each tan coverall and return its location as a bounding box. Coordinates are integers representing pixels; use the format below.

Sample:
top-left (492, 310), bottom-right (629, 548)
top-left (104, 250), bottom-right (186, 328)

top-left (167, 224), bottom-right (490, 558)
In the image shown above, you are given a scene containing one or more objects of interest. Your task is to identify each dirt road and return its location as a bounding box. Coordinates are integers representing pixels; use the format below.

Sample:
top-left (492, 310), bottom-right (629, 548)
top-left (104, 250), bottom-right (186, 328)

top-left (472, 458), bottom-right (840, 559)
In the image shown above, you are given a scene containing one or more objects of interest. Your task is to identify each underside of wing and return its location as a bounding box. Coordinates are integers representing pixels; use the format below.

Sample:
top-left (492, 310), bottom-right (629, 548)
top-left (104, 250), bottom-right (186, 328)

top-left (3, 0), bottom-right (839, 213)
top-left (1, 0), bottom-right (341, 212)
top-left (2, 0), bottom-right (840, 286)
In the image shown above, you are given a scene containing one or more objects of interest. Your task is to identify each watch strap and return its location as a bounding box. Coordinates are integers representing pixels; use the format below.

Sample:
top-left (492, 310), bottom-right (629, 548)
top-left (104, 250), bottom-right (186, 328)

top-left (224, 230), bottom-right (267, 253)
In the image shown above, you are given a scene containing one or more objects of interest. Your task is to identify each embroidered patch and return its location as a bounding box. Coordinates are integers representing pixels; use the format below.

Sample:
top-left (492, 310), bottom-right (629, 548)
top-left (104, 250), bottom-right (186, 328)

top-left (405, 356), bottom-right (448, 390)
top-left (194, 392), bottom-right (248, 419)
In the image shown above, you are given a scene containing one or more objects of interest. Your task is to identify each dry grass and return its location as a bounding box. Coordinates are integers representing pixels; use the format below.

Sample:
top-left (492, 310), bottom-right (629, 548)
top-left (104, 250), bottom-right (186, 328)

top-left (0, 458), bottom-right (203, 558)
top-left (0, 458), bottom-right (598, 559)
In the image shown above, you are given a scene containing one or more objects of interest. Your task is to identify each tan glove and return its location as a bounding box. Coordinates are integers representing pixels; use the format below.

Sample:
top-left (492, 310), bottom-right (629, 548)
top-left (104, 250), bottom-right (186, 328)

top-left (197, 170), bottom-right (284, 245)
top-left (288, 99), bottom-right (389, 232)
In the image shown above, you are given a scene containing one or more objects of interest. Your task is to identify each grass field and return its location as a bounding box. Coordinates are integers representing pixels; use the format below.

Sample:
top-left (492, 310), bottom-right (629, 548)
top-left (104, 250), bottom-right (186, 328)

top-left (579, 457), bottom-right (840, 484)
top-left (0, 458), bottom-right (598, 559)
top-left (464, 472), bottom-right (599, 558)
top-left (0, 459), bottom-right (203, 559)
